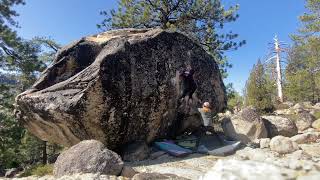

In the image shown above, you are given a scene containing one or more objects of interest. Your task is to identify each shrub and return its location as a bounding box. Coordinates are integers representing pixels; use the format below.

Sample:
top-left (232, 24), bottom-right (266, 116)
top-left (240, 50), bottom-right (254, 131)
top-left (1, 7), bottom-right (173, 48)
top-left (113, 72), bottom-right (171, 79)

top-left (19, 164), bottom-right (53, 177)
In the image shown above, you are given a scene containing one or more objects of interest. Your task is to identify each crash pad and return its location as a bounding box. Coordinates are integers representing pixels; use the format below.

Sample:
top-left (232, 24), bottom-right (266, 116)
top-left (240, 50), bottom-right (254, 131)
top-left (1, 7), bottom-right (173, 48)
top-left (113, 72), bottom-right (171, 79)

top-left (154, 141), bottom-right (193, 157)
top-left (175, 135), bottom-right (198, 150)
top-left (208, 141), bottom-right (241, 156)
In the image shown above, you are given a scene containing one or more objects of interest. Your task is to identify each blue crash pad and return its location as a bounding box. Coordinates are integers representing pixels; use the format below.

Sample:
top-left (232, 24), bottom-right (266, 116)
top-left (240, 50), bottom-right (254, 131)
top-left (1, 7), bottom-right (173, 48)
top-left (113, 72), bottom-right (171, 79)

top-left (154, 141), bottom-right (193, 157)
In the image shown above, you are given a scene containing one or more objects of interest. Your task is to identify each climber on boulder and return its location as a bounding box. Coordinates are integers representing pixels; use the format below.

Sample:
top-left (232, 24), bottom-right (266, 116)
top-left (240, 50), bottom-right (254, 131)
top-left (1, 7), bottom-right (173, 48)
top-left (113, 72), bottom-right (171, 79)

top-left (178, 66), bottom-right (197, 102)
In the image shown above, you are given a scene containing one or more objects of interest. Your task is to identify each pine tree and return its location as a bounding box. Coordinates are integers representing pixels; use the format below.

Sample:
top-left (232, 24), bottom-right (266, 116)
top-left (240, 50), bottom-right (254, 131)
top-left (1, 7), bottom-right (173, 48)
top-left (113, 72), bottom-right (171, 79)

top-left (98, 0), bottom-right (245, 78)
top-left (285, 0), bottom-right (320, 103)
top-left (245, 60), bottom-right (273, 112)
top-left (0, 1), bottom-right (62, 168)
top-left (285, 37), bottom-right (320, 102)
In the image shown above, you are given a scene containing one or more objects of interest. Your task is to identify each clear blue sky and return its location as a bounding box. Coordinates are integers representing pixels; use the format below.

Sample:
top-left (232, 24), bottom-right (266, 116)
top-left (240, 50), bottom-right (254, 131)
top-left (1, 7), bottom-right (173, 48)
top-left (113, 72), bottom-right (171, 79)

top-left (14, 0), bottom-right (306, 93)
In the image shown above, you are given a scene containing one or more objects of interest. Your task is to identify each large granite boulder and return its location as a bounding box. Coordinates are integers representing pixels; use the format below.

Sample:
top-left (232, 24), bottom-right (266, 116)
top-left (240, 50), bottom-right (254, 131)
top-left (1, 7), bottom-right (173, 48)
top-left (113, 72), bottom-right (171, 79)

top-left (221, 108), bottom-right (268, 144)
top-left (53, 140), bottom-right (123, 177)
top-left (14, 29), bottom-right (226, 149)
top-left (262, 115), bottom-right (298, 137)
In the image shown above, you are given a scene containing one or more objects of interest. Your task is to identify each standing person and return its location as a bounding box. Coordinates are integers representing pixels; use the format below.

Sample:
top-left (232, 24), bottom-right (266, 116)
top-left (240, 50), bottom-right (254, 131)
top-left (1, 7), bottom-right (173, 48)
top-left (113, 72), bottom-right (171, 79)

top-left (197, 102), bottom-right (223, 145)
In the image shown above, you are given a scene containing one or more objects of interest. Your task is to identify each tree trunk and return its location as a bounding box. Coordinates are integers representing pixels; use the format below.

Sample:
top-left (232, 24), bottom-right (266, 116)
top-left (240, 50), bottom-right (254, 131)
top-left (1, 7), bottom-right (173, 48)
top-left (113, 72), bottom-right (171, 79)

top-left (42, 141), bottom-right (47, 165)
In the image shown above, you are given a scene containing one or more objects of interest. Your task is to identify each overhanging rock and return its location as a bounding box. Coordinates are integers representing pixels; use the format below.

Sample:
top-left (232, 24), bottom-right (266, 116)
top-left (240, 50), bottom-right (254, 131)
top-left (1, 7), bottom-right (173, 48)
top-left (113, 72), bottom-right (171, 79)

top-left (15, 28), bottom-right (226, 150)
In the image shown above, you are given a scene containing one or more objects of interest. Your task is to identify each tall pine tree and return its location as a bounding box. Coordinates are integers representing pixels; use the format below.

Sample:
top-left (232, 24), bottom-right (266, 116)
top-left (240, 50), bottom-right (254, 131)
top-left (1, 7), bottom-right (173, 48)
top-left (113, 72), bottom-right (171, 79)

top-left (285, 0), bottom-right (320, 103)
top-left (245, 60), bottom-right (273, 112)
top-left (98, 0), bottom-right (245, 78)
top-left (0, 1), bottom-right (62, 168)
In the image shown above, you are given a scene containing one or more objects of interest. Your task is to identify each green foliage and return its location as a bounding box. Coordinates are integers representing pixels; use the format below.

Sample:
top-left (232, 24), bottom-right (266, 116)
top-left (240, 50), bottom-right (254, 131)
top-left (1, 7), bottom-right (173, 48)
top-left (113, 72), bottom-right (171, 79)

top-left (98, 0), bottom-right (245, 77)
top-left (286, 36), bottom-right (320, 103)
top-left (245, 60), bottom-right (274, 113)
top-left (226, 83), bottom-right (243, 110)
top-left (314, 111), bottom-right (320, 119)
top-left (0, 1), bottom-right (62, 169)
top-left (285, 0), bottom-right (320, 103)
top-left (19, 164), bottom-right (53, 177)
top-left (297, 0), bottom-right (320, 35)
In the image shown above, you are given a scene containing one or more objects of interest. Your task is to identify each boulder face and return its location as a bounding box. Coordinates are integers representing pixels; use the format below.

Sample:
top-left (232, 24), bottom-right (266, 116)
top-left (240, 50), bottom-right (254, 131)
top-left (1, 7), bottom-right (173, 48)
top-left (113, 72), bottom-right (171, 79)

top-left (221, 108), bottom-right (268, 144)
top-left (262, 115), bottom-right (298, 137)
top-left (15, 29), bottom-right (226, 149)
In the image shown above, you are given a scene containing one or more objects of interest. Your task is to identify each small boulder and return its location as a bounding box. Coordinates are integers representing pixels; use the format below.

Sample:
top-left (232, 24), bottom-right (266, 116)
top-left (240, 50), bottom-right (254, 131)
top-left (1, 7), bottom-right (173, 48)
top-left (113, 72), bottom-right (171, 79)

top-left (283, 101), bottom-right (294, 107)
top-left (292, 103), bottom-right (304, 110)
top-left (260, 138), bottom-right (271, 149)
top-left (291, 103), bottom-right (305, 109)
top-left (274, 109), bottom-right (292, 115)
top-left (270, 136), bottom-right (299, 154)
top-left (132, 173), bottom-right (189, 180)
top-left (221, 108), bottom-right (268, 144)
top-left (312, 119), bottom-right (320, 130)
top-left (295, 112), bottom-right (316, 131)
top-left (53, 140), bottom-right (124, 177)
top-left (309, 109), bottom-right (320, 116)
top-left (313, 103), bottom-right (320, 109)
top-left (262, 116), bottom-right (298, 137)
top-left (122, 141), bottom-right (150, 162)
top-left (302, 101), bottom-right (313, 108)
top-left (290, 132), bottom-right (320, 144)
top-left (121, 166), bottom-right (138, 178)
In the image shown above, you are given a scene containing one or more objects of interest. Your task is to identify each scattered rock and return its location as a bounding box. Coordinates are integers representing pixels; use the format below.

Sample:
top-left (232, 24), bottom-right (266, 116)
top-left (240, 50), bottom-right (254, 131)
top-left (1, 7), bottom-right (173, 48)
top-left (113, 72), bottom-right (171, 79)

top-left (290, 132), bottom-right (320, 144)
top-left (236, 147), bottom-right (279, 162)
top-left (313, 103), bottom-right (320, 109)
top-left (15, 28), bottom-right (227, 149)
top-left (262, 116), bottom-right (298, 137)
top-left (122, 141), bottom-right (150, 162)
top-left (222, 108), bottom-right (268, 144)
top-left (270, 136), bottom-right (299, 154)
top-left (260, 138), bottom-right (271, 148)
top-left (303, 128), bottom-right (317, 133)
top-left (286, 150), bottom-right (312, 161)
top-left (53, 140), bottom-right (124, 177)
top-left (274, 109), bottom-right (292, 115)
top-left (14, 173), bottom-right (128, 180)
top-left (121, 166), bottom-right (138, 178)
top-left (302, 101), bottom-right (314, 108)
top-left (310, 109), bottom-right (320, 116)
top-left (292, 103), bottom-right (304, 110)
top-left (312, 119), bottom-right (320, 130)
top-left (132, 173), bottom-right (189, 180)
top-left (201, 159), bottom-right (295, 180)
top-left (283, 101), bottom-right (294, 107)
